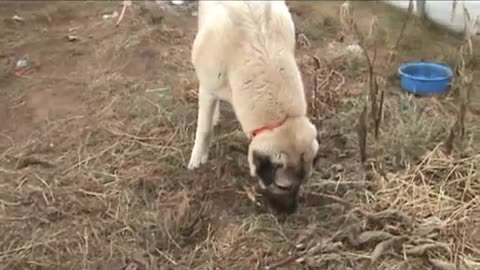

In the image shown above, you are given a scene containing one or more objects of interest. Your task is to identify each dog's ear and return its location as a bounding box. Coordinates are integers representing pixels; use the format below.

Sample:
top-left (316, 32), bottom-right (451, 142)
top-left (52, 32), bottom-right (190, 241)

top-left (252, 151), bottom-right (276, 186)
top-left (313, 133), bottom-right (321, 167)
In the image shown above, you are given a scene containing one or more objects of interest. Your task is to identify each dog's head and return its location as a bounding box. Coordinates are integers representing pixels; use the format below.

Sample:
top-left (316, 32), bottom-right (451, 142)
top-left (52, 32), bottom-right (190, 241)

top-left (248, 117), bottom-right (320, 214)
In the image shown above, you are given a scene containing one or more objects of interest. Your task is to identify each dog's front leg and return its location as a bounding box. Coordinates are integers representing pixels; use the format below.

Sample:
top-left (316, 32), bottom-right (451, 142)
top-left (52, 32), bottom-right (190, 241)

top-left (188, 88), bottom-right (218, 170)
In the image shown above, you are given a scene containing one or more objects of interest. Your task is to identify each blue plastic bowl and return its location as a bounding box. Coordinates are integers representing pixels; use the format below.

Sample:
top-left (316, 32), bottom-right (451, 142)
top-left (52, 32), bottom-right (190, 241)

top-left (398, 62), bottom-right (453, 96)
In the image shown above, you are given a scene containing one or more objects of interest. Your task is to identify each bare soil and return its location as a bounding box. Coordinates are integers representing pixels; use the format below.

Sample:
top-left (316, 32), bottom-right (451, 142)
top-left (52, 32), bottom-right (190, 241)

top-left (1, 1), bottom-right (479, 270)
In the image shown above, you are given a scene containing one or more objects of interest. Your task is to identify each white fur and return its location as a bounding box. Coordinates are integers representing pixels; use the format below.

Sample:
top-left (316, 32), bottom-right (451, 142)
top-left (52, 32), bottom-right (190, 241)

top-left (188, 0), bottom-right (315, 172)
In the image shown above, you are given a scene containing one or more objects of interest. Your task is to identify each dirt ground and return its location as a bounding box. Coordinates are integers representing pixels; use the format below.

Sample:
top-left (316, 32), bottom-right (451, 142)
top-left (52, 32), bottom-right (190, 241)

top-left (1, 1), bottom-right (479, 269)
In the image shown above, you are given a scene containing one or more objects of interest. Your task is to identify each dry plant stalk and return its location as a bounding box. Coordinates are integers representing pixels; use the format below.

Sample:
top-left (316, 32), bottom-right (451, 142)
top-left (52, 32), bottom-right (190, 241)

top-left (451, 0), bottom-right (458, 22)
top-left (445, 101), bottom-right (467, 155)
top-left (388, 0), bottom-right (414, 64)
top-left (339, 1), bottom-right (354, 34)
top-left (265, 255), bottom-right (298, 270)
top-left (357, 104), bottom-right (368, 162)
top-left (352, 21), bottom-right (381, 139)
top-left (349, 1), bottom-right (414, 163)
top-left (351, 17), bottom-right (384, 163)
top-left (116, 0), bottom-right (132, 26)
top-left (367, 16), bottom-right (378, 41)
top-left (369, 236), bottom-right (407, 264)
top-left (444, 7), bottom-right (475, 155)
top-left (310, 56), bottom-right (322, 121)
top-left (429, 259), bottom-right (457, 270)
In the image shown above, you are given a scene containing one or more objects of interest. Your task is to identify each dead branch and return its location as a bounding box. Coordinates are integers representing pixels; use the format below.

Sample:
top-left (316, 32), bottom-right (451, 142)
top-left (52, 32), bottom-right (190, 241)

top-left (311, 56), bottom-right (321, 120)
top-left (116, 0), bottom-right (132, 26)
top-left (339, 1), bottom-right (354, 34)
top-left (429, 259), bottom-right (457, 270)
top-left (370, 236), bottom-right (408, 264)
top-left (405, 242), bottom-right (452, 256)
top-left (265, 255), bottom-right (298, 270)
top-left (374, 85), bottom-right (384, 139)
top-left (352, 22), bottom-right (379, 131)
top-left (357, 104), bottom-right (368, 162)
top-left (356, 231), bottom-right (394, 246)
top-left (388, 0), bottom-right (414, 63)
top-left (444, 6), bottom-right (475, 155)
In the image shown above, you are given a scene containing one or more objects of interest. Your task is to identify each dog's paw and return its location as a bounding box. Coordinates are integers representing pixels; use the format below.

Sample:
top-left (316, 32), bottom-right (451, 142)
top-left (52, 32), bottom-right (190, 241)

top-left (187, 153), bottom-right (209, 170)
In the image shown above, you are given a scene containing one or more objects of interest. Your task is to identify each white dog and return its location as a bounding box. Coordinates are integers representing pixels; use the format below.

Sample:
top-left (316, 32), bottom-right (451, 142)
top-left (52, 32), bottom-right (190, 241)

top-left (188, 0), bottom-right (320, 213)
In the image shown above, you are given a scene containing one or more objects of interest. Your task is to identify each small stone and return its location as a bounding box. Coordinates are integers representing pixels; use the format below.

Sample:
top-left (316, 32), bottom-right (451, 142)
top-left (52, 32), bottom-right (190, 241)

top-left (67, 35), bottom-right (79, 42)
top-left (102, 11), bottom-right (119, 19)
top-left (14, 58), bottom-right (33, 75)
top-left (12, 15), bottom-right (25, 22)
top-left (16, 59), bottom-right (30, 69)
top-left (295, 243), bottom-right (305, 250)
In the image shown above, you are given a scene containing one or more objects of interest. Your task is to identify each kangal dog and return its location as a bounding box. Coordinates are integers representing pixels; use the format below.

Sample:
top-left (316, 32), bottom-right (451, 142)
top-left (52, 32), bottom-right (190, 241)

top-left (188, 0), bottom-right (320, 213)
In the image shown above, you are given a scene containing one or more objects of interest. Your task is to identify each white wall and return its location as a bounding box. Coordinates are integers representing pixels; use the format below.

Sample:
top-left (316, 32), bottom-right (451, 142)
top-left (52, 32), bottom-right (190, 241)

top-left (384, 0), bottom-right (480, 35)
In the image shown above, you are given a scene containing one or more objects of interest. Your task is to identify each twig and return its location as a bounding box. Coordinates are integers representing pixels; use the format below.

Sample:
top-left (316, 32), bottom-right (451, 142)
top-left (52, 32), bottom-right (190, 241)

top-left (451, 0), bottom-right (458, 22)
top-left (374, 89), bottom-right (384, 140)
top-left (14, 156), bottom-right (55, 170)
top-left (116, 0), bottom-right (132, 27)
top-left (61, 143), bottom-right (119, 174)
top-left (265, 254), bottom-right (298, 270)
top-left (445, 6), bottom-right (475, 154)
top-left (311, 56), bottom-right (321, 120)
top-left (367, 16), bottom-right (378, 41)
top-left (388, 0), bottom-right (414, 63)
top-left (339, 1), bottom-right (354, 34)
top-left (357, 104), bottom-right (368, 163)
top-left (155, 248), bottom-right (179, 266)
top-left (352, 22), bottom-right (378, 128)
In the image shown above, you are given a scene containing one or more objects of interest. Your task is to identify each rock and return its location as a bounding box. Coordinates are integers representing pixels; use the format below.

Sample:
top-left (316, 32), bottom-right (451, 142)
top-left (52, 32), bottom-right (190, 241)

top-left (12, 15), bottom-right (25, 22)
top-left (15, 58), bottom-right (33, 76)
top-left (102, 11), bottom-right (119, 20)
top-left (67, 35), bottom-right (79, 42)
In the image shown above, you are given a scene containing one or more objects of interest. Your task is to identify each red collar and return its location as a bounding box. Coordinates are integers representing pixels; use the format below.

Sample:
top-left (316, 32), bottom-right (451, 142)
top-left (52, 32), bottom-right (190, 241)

top-left (250, 117), bottom-right (288, 138)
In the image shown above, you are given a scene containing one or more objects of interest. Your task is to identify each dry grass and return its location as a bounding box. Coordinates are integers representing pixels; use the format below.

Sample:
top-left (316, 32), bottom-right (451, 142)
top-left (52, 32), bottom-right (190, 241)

top-left (0, 1), bottom-right (479, 269)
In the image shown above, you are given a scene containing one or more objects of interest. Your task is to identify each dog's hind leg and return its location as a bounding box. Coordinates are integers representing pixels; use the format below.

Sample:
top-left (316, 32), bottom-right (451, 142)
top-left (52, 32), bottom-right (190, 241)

top-left (188, 87), bottom-right (218, 170)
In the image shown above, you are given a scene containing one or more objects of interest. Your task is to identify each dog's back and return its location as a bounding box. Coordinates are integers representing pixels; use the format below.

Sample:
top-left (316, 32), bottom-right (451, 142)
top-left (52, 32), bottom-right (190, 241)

top-left (195, 1), bottom-right (295, 65)
top-left (197, 1), bottom-right (294, 48)
top-left (193, 0), bottom-right (306, 133)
